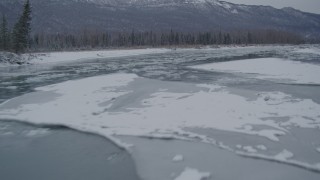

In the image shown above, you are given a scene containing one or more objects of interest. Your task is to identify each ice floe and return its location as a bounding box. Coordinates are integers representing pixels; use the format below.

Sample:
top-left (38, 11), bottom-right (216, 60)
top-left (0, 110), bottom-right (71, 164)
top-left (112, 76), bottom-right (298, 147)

top-left (191, 58), bottom-right (320, 85)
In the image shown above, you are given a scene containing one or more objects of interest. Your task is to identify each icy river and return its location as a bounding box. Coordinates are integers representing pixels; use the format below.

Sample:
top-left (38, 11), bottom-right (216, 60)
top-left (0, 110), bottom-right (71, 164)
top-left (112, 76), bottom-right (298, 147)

top-left (1, 45), bottom-right (320, 180)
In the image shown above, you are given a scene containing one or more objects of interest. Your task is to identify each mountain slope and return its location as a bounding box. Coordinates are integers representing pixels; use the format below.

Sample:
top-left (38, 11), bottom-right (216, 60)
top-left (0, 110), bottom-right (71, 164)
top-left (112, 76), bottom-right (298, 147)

top-left (1, 0), bottom-right (320, 38)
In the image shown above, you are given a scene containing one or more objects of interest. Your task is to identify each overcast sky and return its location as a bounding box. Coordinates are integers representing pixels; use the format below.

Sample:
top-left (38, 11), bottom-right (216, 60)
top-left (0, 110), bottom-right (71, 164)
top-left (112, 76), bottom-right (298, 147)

top-left (224, 0), bottom-right (320, 14)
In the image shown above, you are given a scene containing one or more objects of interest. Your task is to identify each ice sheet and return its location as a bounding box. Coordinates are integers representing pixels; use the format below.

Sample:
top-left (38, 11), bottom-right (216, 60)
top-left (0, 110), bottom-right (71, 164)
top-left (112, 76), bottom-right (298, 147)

top-left (1, 73), bottom-right (320, 141)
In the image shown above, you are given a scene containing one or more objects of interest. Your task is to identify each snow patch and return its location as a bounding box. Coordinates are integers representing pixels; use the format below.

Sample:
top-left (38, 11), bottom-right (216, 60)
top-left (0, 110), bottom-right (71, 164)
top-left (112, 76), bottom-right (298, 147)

top-left (173, 154), bottom-right (184, 162)
top-left (256, 145), bottom-right (267, 151)
top-left (275, 149), bottom-right (294, 161)
top-left (175, 167), bottom-right (211, 180)
top-left (242, 146), bottom-right (257, 153)
top-left (237, 145), bottom-right (267, 153)
top-left (24, 129), bottom-right (51, 137)
top-left (0, 52), bottom-right (24, 66)
top-left (197, 84), bottom-right (222, 92)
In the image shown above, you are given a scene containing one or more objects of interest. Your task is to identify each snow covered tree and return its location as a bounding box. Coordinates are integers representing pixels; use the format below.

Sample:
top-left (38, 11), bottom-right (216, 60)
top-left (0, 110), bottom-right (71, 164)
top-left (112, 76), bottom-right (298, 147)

top-left (12, 0), bottom-right (32, 53)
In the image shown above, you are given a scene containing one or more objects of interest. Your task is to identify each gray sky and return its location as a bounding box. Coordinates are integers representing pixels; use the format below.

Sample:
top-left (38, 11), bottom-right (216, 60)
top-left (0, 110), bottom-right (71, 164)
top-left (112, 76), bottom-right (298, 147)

top-left (224, 0), bottom-right (320, 14)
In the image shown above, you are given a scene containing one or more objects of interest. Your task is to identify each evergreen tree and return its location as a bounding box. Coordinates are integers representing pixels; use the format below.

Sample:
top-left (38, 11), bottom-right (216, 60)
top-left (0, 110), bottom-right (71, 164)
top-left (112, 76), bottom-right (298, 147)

top-left (12, 0), bottom-right (32, 53)
top-left (0, 14), bottom-right (9, 50)
top-left (130, 29), bottom-right (135, 46)
top-left (247, 32), bottom-right (252, 44)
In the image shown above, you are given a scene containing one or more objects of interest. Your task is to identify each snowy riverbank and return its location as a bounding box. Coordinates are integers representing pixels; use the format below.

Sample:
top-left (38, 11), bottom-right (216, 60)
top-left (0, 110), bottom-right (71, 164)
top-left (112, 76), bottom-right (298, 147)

top-left (1, 44), bottom-right (301, 66)
top-left (0, 48), bottom-right (170, 66)
top-left (24, 48), bottom-right (171, 64)
top-left (0, 52), bottom-right (26, 66)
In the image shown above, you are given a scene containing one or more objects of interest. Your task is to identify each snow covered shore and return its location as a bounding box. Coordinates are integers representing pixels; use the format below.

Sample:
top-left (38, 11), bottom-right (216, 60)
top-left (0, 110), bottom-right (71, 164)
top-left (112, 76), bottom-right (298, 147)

top-left (0, 48), bottom-right (170, 66)
top-left (0, 45), bottom-right (292, 66)
top-left (0, 52), bottom-right (25, 66)
top-left (25, 48), bottom-right (171, 64)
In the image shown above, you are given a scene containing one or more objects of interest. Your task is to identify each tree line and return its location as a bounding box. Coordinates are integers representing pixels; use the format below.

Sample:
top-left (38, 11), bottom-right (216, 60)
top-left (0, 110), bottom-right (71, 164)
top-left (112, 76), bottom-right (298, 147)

top-left (0, 0), bottom-right (305, 53)
top-left (29, 29), bottom-right (303, 51)
top-left (0, 0), bottom-right (31, 53)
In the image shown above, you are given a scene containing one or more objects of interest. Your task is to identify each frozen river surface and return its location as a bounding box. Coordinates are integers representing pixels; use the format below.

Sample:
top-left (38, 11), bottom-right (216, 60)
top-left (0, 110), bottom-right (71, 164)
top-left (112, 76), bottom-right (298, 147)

top-left (1, 45), bottom-right (320, 180)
